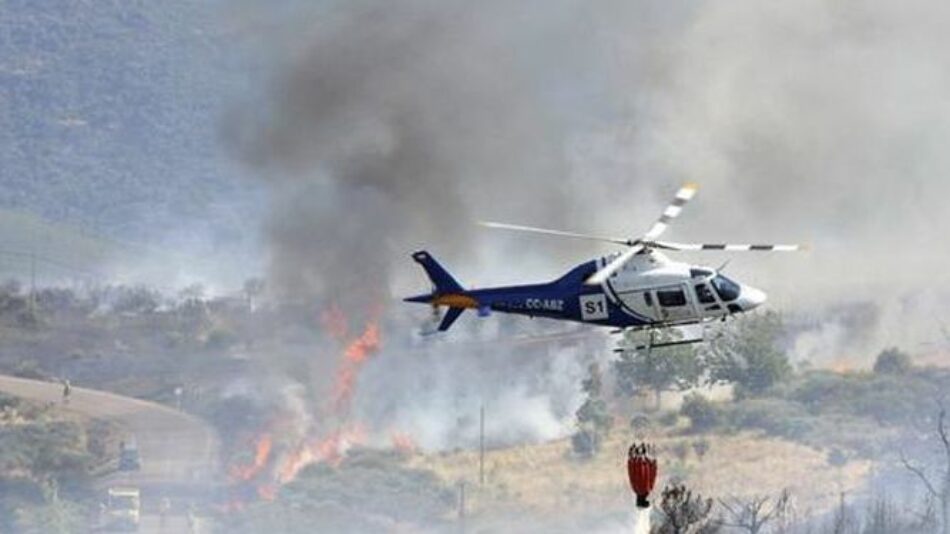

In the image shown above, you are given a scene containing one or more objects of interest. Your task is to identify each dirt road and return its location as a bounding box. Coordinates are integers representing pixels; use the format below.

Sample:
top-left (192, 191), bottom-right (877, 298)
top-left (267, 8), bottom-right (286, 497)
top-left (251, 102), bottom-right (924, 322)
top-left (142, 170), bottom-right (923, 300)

top-left (0, 375), bottom-right (220, 533)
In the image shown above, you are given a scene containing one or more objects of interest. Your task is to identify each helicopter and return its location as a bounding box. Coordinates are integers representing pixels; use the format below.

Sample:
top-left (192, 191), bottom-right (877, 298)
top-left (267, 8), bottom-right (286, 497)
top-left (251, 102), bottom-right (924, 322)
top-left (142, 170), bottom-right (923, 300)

top-left (405, 183), bottom-right (804, 348)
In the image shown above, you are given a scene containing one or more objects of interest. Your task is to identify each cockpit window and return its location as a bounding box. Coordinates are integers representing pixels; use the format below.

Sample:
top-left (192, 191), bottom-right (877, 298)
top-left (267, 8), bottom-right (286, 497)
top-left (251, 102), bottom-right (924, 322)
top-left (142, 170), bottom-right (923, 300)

top-left (711, 274), bottom-right (741, 302)
top-left (694, 283), bottom-right (716, 304)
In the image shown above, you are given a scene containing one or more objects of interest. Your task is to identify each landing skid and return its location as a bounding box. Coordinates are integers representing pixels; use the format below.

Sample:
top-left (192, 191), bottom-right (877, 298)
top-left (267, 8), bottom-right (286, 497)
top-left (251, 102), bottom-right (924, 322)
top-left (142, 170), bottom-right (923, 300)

top-left (612, 337), bottom-right (704, 353)
top-left (612, 322), bottom-right (723, 354)
top-left (624, 337), bottom-right (704, 352)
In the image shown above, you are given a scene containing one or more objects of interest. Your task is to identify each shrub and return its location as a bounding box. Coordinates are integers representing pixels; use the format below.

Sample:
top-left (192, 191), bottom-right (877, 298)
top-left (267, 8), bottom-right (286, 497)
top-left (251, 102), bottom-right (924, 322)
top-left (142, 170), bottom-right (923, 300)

top-left (692, 439), bottom-right (710, 460)
top-left (827, 448), bottom-right (848, 467)
top-left (659, 411), bottom-right (681, 428)
top-left (204, 327), bottom-right (238, 350)
top-left (680, 394), bottom-right (722, 433)
top-left (629, 413), bottom-right (653, 432)
top-left (788, 371), bottom-right (850, 414)
top-left (571, 429), bottom-right (601, 459)
top-left (789, 370), bottom-right (940, 427)
top-left (572, 363), bottom-right (611, 458)
top-left (654, 485), bottom-right (720, 533)
top-left (727, 398), bottom-right (813, 440)
top-left (670, 441), bottom-right (690, 462)
top-left (873, 347), bottom-right (912, 375)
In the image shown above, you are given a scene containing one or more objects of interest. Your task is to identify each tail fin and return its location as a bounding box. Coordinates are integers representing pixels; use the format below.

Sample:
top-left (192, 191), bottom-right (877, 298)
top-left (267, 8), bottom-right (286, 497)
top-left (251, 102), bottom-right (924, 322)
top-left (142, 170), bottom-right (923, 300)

top-left (410, 251), bottom-right (463, 293)
top-left (407, 251), bottom-right (467, 333)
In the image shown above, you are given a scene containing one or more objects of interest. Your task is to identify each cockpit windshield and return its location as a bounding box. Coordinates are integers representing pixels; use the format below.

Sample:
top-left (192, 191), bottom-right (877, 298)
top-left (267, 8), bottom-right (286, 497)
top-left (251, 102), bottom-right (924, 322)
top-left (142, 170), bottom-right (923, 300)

top-left (711, 274), bottom-right (741, 302)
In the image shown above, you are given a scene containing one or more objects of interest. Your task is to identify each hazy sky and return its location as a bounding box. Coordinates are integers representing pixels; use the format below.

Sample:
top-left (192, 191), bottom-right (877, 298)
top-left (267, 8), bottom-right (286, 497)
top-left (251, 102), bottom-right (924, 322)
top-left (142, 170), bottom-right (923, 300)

top-left (225, 0), bottom-right (950, 358)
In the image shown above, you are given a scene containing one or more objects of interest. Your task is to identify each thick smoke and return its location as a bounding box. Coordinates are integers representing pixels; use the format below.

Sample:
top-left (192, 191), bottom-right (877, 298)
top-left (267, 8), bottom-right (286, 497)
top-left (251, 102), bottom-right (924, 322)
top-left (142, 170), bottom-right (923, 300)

top-left (642, 0), bottom-right (950, 361)
top-left (230, 0), bottom-right (950, 453)
top-left (226, 0), bottom-right (647, 451)
top-left (235, 0), bottom-right (618, 313)
top-left (236, 0), bottom-right (950, 356)
top-left (354, 325), bottom-right (602, 450)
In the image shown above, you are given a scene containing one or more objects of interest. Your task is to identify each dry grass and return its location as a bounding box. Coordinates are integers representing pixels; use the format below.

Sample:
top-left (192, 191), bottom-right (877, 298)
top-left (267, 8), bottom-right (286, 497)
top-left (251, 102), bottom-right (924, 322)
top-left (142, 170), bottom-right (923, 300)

top-left (411, 425), bottom-right (870, 521)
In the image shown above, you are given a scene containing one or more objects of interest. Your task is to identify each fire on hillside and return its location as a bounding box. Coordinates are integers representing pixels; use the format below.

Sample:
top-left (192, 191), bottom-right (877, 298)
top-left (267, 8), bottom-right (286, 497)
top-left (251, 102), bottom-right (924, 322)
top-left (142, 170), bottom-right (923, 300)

top-left (226, 305), bottom-right (417, 506)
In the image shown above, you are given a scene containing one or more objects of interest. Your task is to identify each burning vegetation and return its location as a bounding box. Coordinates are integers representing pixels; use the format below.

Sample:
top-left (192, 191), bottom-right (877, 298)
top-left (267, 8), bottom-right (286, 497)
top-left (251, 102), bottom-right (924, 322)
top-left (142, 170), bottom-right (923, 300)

top-left (227, 305), bottom-right (421, 505)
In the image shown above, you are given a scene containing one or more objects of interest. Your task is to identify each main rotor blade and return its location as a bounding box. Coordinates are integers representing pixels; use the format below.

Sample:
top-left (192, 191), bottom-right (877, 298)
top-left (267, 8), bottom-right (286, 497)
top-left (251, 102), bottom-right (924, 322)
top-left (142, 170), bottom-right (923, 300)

top-left (585, 244), bottom-right (644, 285)
top-left (643, 183), bottom-right (699, 241)
top-left (653, 241), bottom-right (807, 252)
top-left (479, 221), bottom-right (631, 246)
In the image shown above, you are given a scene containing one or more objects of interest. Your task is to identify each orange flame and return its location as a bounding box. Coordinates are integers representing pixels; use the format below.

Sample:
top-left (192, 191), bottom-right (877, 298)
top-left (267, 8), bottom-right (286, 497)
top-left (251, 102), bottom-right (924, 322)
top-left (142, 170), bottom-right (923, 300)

top-left (331, 321), bottom-right (381, 413)
top-left (230, 434), bottom-right (273, 481)
top-left (391, 432), bottom-right (417, 455)
top-left (829, 359), bottom-right (855, 374)
top-left (257, 484), bottom-right (278, 501)
top-left (228, 306), bottom-right (385, 501)
top-left (277, 425), bottom-right (366, 484)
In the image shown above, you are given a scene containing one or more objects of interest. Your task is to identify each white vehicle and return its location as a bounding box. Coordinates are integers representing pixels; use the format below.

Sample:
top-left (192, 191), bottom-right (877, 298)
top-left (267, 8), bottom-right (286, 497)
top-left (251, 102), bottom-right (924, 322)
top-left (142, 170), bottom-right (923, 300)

top-left (103, 487), bottom-right (140, 531)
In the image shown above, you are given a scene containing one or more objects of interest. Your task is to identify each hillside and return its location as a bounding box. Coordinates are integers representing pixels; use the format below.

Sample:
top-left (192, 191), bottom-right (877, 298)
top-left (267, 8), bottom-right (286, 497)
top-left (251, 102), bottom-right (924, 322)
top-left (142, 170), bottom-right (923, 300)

top-left (0, 2), bottom-right (255, 242)
top-left (412, 421), bottom-right (870, 527)
top-left (0, 208), bottom-right (119, 280)
top-left (0, 207), bottom-right (240, 289)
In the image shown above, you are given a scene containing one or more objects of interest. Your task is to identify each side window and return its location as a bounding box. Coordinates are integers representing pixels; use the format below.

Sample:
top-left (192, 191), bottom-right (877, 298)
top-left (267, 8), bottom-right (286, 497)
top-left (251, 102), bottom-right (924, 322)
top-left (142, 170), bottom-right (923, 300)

top-left (695, 283), bottom-right (716, 304)
top-left (657, 289), bottom-right (687, 307)
top-left (644, 292), bottom-right (653, 307)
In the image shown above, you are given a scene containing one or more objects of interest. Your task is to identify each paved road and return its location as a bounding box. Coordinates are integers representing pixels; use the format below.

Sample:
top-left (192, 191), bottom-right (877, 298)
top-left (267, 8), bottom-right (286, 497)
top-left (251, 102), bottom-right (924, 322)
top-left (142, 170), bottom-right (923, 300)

top-left (0, 375), bottom-right (220, 533)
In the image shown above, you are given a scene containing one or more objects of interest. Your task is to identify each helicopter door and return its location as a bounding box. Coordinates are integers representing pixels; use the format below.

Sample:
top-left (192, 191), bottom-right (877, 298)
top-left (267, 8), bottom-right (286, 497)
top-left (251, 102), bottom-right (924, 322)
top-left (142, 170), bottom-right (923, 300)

top-left (615, 289), bottom-right (661, 322)
top-left (653, 284), bottom-right (697, 322)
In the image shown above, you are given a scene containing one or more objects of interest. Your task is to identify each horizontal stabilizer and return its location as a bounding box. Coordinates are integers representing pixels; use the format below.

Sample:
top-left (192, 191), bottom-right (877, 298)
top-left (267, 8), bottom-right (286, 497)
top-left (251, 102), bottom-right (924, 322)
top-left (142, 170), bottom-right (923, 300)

top-left (439, 307), bottom-right (465, 331)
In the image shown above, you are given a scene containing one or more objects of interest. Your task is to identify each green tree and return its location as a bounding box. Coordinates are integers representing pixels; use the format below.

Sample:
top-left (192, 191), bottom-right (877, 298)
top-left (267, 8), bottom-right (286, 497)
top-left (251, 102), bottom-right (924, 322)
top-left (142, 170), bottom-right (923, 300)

top-left (113, 285), bottom-right (161, 315)
top-left (873, 347), bottom-right (912, 375)
top-left (614, 330), bottom-right (705, 410)
top-left (14, 480), bottom-right (86, 534)
top-left (680, 393), bottom-right (722, 433)
top-left (572, 362), bottom-right (612, 458)
top-left (707, 312), bottom-right (790, 398)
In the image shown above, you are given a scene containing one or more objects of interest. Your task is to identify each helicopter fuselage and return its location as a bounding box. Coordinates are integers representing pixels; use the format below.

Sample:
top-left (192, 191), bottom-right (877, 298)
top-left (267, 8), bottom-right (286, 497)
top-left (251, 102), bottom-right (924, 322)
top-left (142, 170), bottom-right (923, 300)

top-left (404, 249), bottom-right (766, 332)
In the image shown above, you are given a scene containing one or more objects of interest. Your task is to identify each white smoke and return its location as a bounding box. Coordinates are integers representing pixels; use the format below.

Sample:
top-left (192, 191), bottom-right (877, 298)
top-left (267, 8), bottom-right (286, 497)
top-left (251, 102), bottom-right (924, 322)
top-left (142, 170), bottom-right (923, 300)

top-left (354, 320), bottom-right (603, 451)
top-left (633, 507), bottom-right (652, 534)
top-left (224, 0), bottom-right (950, 464)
